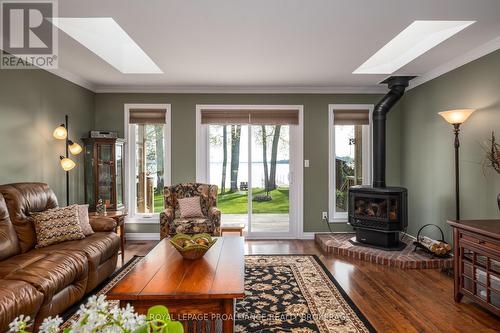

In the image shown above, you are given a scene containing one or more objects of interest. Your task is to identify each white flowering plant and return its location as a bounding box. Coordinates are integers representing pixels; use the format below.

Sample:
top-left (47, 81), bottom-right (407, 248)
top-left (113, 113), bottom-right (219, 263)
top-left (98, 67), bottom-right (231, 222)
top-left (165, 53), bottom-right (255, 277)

top-left (9, 295), bottom-right (183, 333)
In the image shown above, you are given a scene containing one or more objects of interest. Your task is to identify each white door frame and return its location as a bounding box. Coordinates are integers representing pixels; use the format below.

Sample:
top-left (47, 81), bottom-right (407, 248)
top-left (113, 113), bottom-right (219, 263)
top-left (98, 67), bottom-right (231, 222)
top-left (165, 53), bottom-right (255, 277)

top-left (124, 103), bottom-right (171, 224)
top-left (196, 104), bottom-right (304, 239)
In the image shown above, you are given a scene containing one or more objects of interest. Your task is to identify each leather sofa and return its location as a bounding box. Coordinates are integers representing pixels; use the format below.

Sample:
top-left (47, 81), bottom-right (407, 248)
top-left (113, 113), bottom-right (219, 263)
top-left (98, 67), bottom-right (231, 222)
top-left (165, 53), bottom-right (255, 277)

top-left (0, 183), bottom-right (120, 332)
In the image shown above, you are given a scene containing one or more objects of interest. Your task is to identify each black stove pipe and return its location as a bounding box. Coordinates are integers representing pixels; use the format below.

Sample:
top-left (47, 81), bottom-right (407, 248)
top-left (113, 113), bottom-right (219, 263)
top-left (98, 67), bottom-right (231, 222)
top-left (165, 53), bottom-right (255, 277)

top-left (372, 76), bottom-right (414, 188)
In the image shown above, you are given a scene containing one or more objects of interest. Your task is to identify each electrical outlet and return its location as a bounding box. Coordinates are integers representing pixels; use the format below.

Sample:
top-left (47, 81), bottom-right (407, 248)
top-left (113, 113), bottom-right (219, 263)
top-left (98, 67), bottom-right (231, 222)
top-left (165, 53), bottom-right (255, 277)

top-left (304, 160), bottom-right (310, 167)
top-left (322, 212), bottom-right (328, 220)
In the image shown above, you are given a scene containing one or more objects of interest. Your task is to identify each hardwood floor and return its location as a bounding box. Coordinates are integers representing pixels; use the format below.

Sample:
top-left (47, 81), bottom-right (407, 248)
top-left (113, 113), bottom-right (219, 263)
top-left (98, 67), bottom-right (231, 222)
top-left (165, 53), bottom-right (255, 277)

top-left (121, 239), bottom-right (500, 333)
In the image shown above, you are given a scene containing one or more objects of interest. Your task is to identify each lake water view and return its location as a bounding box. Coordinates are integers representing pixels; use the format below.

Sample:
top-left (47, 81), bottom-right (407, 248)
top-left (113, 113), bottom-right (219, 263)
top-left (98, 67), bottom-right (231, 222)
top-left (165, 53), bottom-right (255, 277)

top-left (209, 162), bottom-right (290, 189)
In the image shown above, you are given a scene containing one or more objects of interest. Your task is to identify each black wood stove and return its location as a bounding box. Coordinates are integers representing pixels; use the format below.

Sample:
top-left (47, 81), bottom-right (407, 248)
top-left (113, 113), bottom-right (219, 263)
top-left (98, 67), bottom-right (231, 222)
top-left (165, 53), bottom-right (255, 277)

top-left (348, 186), bottom-right (407, 248)
top-left (348, 76), bottom-right (414, 250)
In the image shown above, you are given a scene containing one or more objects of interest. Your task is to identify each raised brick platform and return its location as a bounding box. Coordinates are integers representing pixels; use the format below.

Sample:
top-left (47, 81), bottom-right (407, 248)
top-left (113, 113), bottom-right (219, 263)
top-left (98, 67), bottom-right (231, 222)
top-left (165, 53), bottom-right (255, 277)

top-left (315, 233), bottom-right (453, 269)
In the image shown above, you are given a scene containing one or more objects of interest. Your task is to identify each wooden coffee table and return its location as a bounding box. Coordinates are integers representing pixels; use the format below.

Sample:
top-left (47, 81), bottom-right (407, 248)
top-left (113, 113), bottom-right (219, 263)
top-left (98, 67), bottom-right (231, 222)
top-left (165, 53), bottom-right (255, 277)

top-left (107, 236), bottom-right (245, 332)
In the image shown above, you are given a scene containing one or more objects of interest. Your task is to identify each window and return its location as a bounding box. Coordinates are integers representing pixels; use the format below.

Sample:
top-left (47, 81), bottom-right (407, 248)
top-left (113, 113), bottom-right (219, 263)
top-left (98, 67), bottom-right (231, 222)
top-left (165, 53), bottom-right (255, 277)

top-left (328, 104), bottom-right (372, 222)
top-left (125, 104), bottom-right (171, 221)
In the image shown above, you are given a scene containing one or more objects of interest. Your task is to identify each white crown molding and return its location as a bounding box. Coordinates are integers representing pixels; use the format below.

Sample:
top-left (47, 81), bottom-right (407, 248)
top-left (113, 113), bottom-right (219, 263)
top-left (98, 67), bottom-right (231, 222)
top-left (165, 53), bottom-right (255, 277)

top-left (93, 85), bottom-right (387, 94)
top-left (46, 68), bottom-right (96, 92)
top-left (44, 36), bottom-right (500, 94)
top-left (409, 36), bottom-right (500, 90)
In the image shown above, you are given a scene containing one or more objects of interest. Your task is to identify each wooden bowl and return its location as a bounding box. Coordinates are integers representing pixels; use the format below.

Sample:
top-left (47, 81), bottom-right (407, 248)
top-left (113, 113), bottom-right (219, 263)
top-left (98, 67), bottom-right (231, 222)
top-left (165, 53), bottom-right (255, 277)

top-left (169, 233), bottom-right (217, 260)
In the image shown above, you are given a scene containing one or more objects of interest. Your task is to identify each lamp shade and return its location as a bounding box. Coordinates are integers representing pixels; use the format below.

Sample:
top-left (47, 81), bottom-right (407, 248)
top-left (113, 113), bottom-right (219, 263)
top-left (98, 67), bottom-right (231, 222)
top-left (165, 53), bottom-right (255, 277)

top-left (68, 140), bottom-right (82, 155)
top-left (60, 156), bottom-right (76, 171)
top-left (53, 124), bottom-right (67, 140)
top-left (438, 109), bottom-right (476, 125)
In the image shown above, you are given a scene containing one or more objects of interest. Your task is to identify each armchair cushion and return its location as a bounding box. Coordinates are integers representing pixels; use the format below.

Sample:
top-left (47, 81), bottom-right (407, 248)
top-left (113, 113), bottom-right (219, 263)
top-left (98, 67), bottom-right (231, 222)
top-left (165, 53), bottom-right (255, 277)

top-left (89, 216), bottom-right (117, 232)
top-left (172, 218), bottom-right (215, 235)
top-left (178, 196), bottom-right (204, 218)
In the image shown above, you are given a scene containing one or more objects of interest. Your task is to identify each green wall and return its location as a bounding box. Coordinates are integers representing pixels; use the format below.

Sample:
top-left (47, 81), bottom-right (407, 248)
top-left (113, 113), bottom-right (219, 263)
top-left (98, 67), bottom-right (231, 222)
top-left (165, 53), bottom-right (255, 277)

top-left (4, 49), bottom-right (497, 240)
top-left (95, 93), bottom-right (403, 234)
top-left (400, 50), bottom-right (500, 242)
top-left (0, 69), bottom-right (94, 204)
top-left (11, 50), bottom-right (499, 239)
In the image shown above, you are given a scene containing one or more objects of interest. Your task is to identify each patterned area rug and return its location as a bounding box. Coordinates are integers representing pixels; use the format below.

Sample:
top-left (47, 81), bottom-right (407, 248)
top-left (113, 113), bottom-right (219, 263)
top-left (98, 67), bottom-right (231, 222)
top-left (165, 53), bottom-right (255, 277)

top-left (238, 256), bottom-right (374, 333)
top-left (62, 255), bottom-right (375, 333)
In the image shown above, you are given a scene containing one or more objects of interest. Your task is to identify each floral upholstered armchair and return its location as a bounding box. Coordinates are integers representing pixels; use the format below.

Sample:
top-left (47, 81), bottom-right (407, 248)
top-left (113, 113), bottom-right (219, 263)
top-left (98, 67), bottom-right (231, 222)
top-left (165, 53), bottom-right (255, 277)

top-left (159, 183), bottom-right (221, 239)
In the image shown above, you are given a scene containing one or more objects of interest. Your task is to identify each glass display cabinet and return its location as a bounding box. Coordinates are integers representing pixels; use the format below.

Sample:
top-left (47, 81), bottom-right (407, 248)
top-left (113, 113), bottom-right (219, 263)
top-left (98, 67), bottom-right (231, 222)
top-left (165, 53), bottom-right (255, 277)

top-left (82, 138), bottom-right (125, 211)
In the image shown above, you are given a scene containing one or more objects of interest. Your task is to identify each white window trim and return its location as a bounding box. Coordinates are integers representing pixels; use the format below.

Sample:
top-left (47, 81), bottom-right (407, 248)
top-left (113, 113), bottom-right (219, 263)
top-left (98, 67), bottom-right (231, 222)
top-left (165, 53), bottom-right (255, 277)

top-left (124, 103), bottom-right (171, 224)
top-left (195, 104), bottom-right (304, 239)
top-left (328, 104), bottom-right (373, 223)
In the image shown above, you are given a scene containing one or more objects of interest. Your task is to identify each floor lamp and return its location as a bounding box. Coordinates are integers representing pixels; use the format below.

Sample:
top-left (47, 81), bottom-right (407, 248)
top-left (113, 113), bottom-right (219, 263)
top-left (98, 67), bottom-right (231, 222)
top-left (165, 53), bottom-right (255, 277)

top-left (438, 109), bottom-right (476, 220)
top-left (53, 115), bottom-right (83, 205)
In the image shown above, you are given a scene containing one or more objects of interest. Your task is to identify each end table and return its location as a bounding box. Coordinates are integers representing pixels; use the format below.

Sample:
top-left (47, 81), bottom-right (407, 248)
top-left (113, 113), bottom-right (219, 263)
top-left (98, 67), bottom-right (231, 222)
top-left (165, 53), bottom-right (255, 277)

top-left (90, 210), bottom-right (127, 262)
top-left (220, 223), bottom-right (245, 236)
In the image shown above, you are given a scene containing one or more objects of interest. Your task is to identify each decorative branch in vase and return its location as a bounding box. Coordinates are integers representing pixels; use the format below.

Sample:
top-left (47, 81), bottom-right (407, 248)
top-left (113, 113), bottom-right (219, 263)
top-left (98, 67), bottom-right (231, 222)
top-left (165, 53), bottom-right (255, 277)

top-left (482, 131), bottom-right (500, 211)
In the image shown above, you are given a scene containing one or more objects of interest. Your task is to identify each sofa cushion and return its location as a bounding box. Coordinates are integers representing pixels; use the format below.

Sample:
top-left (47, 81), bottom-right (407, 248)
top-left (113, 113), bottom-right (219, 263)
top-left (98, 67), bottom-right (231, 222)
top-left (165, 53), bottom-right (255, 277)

top-left (0, 279), bottom-right (44, 333)
top-left (37, 232), bottom-right (119, 291)
top-left (0, 194), bottom-right (20, 261)
top-left (31, 205), bottom-right (85, 248)
top-left (77, 204), bottom-right (94, 236)
top-left (0, 250), bottom-right (88, 303)
top-left (0, 183), bottom-right (58, 253)
top-left (172, 218), bottom-right (215, 234)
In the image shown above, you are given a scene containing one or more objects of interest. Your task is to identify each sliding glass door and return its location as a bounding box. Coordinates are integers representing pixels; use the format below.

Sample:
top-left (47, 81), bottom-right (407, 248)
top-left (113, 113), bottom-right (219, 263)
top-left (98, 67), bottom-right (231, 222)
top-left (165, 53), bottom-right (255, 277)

top-left (208, 125), bottom-right (249, 230)
top-left (250, 125), bottom-right (290, 233)
top-left (207, 123), bottom-right (293, 236)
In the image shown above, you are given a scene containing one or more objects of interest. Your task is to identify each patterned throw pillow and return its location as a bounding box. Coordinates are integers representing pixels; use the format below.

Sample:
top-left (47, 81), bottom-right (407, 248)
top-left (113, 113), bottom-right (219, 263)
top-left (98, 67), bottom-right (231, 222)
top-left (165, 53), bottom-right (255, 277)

top-left (178, 196), bottom-right (204, 219)
top-left (31, 205), bottom-right (85, 248)
top-left (77, 204), bottom-right (94, 236)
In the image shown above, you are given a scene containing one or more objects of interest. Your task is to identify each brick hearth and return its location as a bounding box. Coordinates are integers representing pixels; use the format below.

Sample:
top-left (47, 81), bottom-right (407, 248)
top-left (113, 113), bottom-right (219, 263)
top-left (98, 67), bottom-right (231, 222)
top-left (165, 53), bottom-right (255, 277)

top-left (315, 233), bottom-right (453, 269)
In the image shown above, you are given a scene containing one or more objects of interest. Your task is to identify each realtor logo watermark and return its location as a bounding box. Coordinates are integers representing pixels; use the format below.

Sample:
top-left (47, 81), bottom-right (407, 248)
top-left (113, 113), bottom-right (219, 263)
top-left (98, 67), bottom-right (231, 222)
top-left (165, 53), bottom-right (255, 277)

top-left (1, 0), bottom-right (58, 69)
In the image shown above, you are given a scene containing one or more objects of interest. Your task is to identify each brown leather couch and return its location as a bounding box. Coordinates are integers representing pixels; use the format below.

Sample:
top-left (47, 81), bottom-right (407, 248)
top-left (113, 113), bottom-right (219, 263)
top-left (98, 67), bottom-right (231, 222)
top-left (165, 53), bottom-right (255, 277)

top-left (0, 183), bottom-right (120, 332)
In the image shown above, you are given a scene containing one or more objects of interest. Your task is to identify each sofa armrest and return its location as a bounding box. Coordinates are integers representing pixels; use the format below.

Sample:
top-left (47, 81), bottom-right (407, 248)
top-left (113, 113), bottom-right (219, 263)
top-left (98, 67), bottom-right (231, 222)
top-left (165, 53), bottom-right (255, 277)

top-left (89, 216), bottom-right (117, 232)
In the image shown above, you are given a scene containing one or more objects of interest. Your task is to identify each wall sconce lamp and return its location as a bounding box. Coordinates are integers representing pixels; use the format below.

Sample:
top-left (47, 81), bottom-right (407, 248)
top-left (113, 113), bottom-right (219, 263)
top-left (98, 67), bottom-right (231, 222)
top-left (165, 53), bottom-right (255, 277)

top-left (438, 108), bottom-right (476, 220)
top-left (53, 115), bottom-right (82, 205)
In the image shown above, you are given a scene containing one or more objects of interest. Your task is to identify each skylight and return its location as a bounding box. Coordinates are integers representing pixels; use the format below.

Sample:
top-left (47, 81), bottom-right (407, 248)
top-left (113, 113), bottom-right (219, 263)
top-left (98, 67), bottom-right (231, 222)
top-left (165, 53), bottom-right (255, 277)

top-left (50, 18), bottom-right (162, 74)
top-left (353, 20), bottom-right (475, 74)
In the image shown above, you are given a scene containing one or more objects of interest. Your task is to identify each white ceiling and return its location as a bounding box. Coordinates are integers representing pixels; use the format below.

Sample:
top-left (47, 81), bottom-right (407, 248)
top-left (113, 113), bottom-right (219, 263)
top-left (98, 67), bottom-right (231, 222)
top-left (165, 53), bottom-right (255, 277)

top-left (52, 0), bottom-right (500, 92)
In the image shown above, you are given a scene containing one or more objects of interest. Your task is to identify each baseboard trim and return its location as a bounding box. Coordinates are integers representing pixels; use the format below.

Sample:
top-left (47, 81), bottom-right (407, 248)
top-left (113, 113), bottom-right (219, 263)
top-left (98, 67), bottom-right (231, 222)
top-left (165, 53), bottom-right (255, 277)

top-left (401, 232), bottom-right (416, 240)
top-left (126, 233), bottom-right (161, 241)
top-left (301, 231), bottom-right (354, 240)
top-left (125, 231), bottom-right (415, 242)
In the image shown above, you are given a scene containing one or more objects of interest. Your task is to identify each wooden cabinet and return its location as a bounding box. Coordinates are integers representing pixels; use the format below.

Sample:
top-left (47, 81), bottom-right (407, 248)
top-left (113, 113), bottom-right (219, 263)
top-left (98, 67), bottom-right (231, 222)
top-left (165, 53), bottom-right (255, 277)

top-left (83, 138), bottom-right (125, 211)
top-left (447, 219), bottom-right (500, 316)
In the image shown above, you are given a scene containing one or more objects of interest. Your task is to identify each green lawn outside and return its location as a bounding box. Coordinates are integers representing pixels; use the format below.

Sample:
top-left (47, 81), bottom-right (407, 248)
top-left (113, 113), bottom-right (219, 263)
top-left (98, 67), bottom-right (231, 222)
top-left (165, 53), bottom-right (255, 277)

top-left (218, 188), bottom-right (289, 214)
top-left (154, 193), bottom-right (164, 213)
top-left (153, 188), bottom-right (289, 214)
